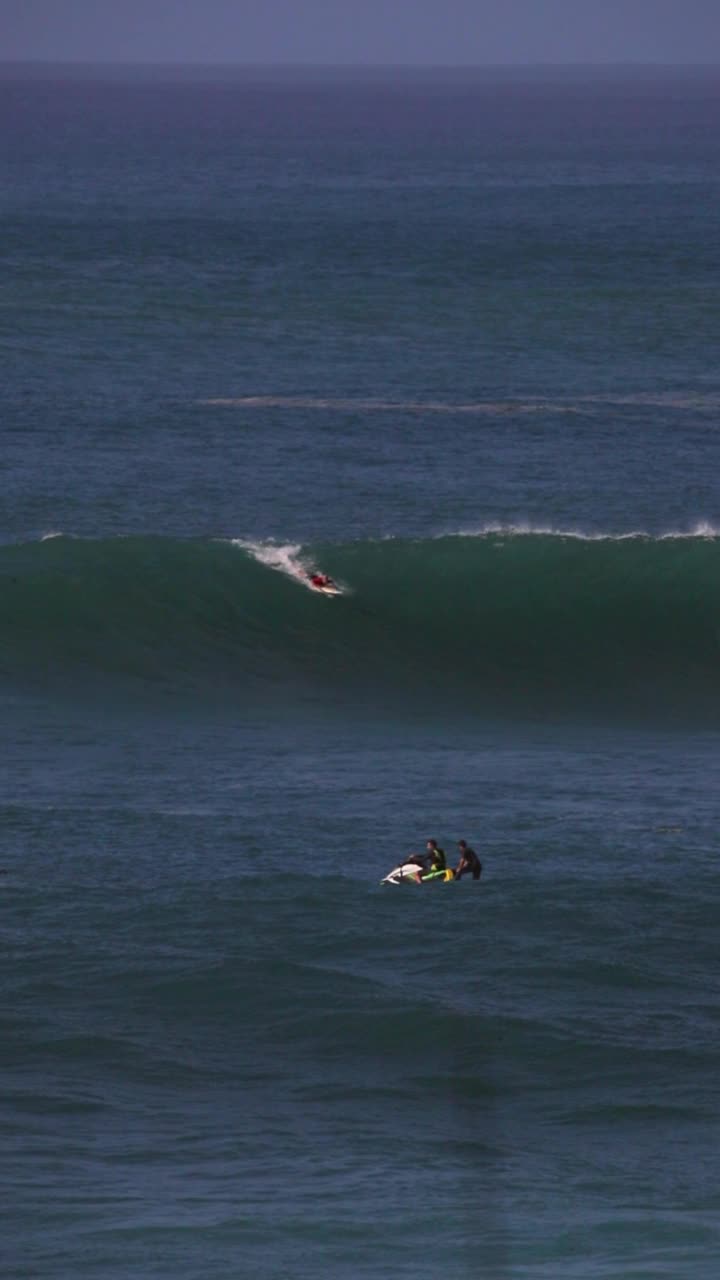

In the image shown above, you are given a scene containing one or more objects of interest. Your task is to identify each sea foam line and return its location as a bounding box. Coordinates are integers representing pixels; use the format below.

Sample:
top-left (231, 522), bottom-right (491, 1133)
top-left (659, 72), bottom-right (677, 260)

top-left (201, 391), bottom-right (720, 414)
top-left (450, 521), bottom-right (720, 542)
top-left (202, 396), bottom-right (582, 414)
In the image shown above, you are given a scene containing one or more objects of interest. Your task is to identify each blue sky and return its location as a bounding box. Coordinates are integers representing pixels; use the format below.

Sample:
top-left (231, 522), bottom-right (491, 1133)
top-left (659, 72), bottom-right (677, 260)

top-left (3, 0), bottom-right (719, 64)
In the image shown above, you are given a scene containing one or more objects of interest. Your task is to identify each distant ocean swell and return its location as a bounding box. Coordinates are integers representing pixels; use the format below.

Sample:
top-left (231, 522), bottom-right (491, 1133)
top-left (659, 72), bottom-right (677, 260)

top-left (9, 874), bottom-right (711, 1093)
top-left (2, 530), bottom-right (720, 720)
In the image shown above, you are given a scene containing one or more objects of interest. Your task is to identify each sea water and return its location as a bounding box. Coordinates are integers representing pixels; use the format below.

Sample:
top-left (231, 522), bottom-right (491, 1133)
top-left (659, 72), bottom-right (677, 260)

top-left (3, 65), bottom-right (720, 1278)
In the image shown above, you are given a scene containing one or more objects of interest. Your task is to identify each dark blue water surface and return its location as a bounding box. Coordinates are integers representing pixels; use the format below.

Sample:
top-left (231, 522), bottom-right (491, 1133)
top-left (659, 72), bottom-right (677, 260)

top-left (3, 66), bottom-right (720, 1279)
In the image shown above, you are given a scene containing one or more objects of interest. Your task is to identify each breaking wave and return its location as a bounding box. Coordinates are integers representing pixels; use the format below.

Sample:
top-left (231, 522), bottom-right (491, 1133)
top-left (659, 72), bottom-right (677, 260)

top-left (3, 528), bottom-right (720, 723)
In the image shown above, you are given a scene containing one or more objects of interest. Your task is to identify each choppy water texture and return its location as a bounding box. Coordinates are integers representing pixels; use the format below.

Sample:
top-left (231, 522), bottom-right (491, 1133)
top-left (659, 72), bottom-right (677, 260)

top-left (3, 65), bottom-right (720, 1279)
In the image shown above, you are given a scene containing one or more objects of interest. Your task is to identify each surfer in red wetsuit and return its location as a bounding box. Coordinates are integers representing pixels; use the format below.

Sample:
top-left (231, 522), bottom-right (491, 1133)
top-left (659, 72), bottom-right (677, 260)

top-left (309, 572), bottom-right (336, 590)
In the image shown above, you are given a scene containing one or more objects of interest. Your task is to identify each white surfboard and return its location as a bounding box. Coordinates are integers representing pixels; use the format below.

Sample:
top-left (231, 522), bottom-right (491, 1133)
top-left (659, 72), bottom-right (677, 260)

top-left (307, 576), bottom-right (342, 596)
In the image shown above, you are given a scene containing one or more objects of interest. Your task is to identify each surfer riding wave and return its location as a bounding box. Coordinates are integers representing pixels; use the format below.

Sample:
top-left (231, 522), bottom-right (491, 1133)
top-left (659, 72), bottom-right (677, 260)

top-left (307, 571), bottom-right (340, 592)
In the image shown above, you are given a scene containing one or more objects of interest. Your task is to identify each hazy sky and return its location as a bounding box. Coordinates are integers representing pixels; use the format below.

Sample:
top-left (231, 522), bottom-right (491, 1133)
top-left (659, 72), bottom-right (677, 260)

top-left (2, 0), bottom-right (719, 65)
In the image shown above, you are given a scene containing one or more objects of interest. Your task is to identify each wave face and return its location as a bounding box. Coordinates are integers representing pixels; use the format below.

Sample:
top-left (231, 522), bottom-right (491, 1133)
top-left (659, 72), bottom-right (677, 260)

top-left (3, 530), bottom-right (720, 722)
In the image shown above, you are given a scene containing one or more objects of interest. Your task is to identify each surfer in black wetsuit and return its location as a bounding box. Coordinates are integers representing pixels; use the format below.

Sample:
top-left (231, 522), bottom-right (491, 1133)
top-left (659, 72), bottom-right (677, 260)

top-left (454, 839), bottom-right (482, 881)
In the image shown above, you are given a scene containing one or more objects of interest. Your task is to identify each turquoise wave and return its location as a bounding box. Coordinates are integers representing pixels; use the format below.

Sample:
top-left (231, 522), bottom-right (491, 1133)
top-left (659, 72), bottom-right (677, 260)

top-left (3, 530), bottom-right (720, 721)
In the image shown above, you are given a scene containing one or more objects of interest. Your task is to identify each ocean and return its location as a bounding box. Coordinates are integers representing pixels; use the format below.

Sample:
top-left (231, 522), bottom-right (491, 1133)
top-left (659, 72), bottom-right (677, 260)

top-left (3, 64), bottom-right (720, 1278)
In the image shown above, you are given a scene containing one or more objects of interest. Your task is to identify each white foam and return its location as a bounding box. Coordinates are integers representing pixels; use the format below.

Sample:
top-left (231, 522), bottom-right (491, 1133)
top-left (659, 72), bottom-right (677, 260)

top-left (229, 538), bottom-right (352, 595)
top-left (663, 520), bottom-right (720, 540)
top-left (230, 539), bottom-right (313, 585)
top-left (450, 522), bottom-right (720, 542)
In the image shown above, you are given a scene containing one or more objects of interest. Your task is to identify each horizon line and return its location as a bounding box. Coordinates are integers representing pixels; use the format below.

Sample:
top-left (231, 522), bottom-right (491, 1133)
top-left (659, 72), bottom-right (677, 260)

top-left (2, 58), bottom-right (720, 70)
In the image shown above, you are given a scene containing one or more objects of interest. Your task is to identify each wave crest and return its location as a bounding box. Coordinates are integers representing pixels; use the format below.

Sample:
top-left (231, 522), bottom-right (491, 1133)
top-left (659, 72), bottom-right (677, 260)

top-left (3, 530), bottom-right (720, 722)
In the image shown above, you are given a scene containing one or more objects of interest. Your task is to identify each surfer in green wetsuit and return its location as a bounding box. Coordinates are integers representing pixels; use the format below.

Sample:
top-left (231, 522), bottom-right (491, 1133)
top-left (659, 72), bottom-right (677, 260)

top-left (422, 839), bottom-right (447, 877)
